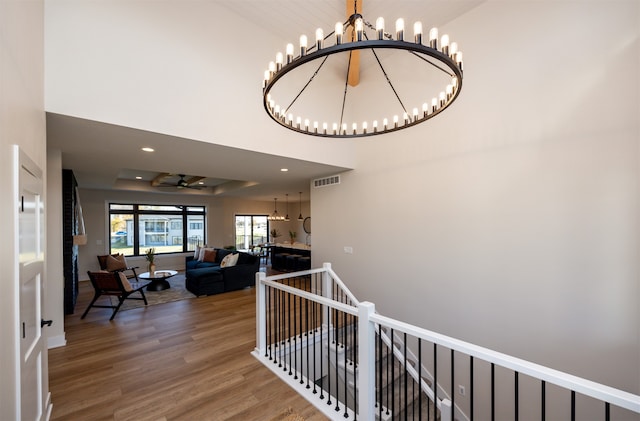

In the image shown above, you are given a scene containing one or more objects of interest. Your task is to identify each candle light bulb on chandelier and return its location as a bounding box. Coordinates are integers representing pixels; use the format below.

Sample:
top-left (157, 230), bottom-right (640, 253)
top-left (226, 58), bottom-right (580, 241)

top-left (441, 34), bottom-right (450, 55)
top-left (396, 18), bottom-right (404, 41)
top-left (376, 17), bottom-right (385, 40)
top-left (429, 27), bottom-right (438, 49)
top-left (335, 22), bottom-right (343, 44)
top-left (355, 18), bottom-right (364, 41)
top-left (299, 35), bottom-right (307, 57)
top-left (450, 42), bottom-right (458, 58)
top-left (414, 21), bottom-right (422, 44)
top-left (316, 28), bottom-right (324, 50)
top-left (285, 43), bottom-right (294, 63)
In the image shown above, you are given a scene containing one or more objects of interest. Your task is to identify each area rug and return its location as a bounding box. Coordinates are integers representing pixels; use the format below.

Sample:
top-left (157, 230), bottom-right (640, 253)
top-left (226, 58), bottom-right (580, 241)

top-left (110, 274), bottom-right (196, 311)
top-left (268, 408), bottom-right (305, 421)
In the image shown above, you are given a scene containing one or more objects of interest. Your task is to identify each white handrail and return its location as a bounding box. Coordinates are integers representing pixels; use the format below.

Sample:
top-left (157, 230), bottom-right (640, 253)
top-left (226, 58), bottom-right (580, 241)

top-left (370, 312), bottom-right (640, 414)
top-left (324, 262), bottom-right (360, 306)
top-left (256, 265), bottom-right (640, 419)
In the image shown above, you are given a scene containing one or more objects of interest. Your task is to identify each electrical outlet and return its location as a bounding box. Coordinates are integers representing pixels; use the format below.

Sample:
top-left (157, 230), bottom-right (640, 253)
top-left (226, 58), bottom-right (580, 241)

top-left (458, 385), bottom-right (466, 396)
top-left (344, 246), bottom-right (353, 254)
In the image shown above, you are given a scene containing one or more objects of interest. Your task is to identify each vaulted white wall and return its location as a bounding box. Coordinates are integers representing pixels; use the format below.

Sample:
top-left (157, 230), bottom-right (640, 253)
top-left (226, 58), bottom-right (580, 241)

top-left (312, 0), bottom-right (640, 396)
top-left (44, 0), bottom-right (356, 169)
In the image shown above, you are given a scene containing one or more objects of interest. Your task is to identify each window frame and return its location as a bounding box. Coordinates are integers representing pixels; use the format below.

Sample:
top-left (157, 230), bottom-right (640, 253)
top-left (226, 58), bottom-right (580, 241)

top-left (234, 214), bottom-right (269, 251)
top-left (108, 203), bottom-right (206, 256)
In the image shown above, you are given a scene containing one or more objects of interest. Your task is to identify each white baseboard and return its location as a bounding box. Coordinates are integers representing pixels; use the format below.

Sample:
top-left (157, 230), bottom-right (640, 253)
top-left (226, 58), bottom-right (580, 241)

top-left (48, 333), bottom-right (66, 349)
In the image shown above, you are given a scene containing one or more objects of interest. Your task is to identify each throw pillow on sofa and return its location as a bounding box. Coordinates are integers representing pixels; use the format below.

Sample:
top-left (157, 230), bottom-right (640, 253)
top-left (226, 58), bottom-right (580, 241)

top-left (198, 248), bottom-right (215, 262)
top-left (220, 253), bottom-right (239, 268)
top-left (202, 249), bottom-right (217, 263)
top-left (194, 244), bottom-right (209, 260)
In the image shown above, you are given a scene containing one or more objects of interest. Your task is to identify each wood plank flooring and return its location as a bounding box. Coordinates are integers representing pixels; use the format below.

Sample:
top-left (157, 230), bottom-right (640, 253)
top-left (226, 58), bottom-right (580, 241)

top-left (48, 279), bottom-right (328, 421)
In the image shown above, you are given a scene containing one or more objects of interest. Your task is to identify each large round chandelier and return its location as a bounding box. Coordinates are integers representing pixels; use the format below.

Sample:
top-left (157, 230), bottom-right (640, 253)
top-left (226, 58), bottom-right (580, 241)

top-left (262, 1), bottom-right (464, 138)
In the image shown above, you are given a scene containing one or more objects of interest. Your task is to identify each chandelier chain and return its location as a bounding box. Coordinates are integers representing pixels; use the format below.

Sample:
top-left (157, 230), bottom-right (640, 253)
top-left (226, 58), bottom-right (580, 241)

top-left (339, 50), bottom-right (354, 130)
top-left (364, 31), bottom-right (410, 118)
top-left (283, 55), bottom-right (330, 116)
top-left (409, 50), bottom-right (456, 77)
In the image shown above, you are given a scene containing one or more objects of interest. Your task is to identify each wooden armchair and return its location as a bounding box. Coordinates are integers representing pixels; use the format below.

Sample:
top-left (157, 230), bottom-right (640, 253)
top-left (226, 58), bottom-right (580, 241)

top-left (81, 271), bottom-right (149, 320)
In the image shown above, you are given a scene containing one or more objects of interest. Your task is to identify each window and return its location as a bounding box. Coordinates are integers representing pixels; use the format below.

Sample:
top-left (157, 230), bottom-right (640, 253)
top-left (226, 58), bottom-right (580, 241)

top-left (235, 215), bottom-right (268, 250)
top-left (109, 203), bottom-right (205, 256)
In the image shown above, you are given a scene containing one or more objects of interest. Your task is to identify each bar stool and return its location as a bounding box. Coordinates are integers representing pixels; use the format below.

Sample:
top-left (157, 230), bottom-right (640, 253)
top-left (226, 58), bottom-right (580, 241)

top-left (285, 254), bottom-right (302, 271)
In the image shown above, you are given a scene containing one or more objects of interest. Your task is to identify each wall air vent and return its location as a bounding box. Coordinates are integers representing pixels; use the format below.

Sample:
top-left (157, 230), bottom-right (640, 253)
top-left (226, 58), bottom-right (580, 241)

top-left (313, 175), bottom-right (341, 188)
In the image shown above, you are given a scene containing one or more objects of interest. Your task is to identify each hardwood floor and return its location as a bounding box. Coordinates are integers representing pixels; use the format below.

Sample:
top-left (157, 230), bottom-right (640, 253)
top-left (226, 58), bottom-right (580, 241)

top-left (48, 279), bottom-right (328, 421)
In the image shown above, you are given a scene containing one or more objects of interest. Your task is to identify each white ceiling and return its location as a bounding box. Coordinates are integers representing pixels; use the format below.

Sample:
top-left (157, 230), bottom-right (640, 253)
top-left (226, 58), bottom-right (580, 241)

top-left (46, 0), bottom-right (483, 200)
top-left (47, 113), bottom-right (351, 200)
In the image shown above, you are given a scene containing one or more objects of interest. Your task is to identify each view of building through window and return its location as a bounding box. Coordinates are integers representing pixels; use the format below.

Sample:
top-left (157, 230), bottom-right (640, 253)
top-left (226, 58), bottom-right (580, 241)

top-left (109, 204), bottom-right (206, 256)
top-left (235, 215), bottom-right (268, 250)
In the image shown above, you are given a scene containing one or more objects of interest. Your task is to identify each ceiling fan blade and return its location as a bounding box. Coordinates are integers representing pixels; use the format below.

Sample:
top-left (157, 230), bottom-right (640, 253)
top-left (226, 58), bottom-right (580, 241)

top-left (184, 176), bottom-right (206, 186)
top-left (150, 172), bottom-right (172, 187)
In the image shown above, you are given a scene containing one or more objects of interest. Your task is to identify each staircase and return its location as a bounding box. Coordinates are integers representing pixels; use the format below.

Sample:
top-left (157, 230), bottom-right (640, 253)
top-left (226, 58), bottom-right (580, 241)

top-left (252, 264), bottom-right (640, 421)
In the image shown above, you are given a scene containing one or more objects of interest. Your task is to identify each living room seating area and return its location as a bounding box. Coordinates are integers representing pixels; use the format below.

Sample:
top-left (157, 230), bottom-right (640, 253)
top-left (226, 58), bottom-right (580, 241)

top-left (185, 248), bottom-right (259, 296)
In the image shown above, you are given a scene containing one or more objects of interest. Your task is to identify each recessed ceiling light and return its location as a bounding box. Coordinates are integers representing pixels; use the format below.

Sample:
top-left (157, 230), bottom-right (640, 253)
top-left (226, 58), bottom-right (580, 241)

top-left (135, 176), bottom-right (142, 180)
top-left (141, 147), bottom-right (154, 152)
top-left (280, 168), bottom-right (289, 172)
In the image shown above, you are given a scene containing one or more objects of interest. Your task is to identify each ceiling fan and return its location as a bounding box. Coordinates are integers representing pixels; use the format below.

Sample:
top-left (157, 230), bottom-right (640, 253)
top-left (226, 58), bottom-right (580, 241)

top-left (152, 173), bottom-right (206, 190)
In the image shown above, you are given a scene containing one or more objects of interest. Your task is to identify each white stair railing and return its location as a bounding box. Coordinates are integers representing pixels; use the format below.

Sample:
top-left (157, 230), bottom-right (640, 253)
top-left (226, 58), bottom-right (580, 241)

top-left (253, 264), bottom-right (640, 421)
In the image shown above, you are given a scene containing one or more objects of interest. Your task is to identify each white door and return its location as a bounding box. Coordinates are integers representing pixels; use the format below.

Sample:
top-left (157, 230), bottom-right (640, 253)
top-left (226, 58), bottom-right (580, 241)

top-left (16, 146), bottom-right (51, 420)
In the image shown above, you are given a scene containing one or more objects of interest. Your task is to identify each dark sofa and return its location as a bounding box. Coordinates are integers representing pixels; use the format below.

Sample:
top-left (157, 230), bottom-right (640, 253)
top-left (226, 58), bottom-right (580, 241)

top-left (185, 248), bottom-right (259, 296)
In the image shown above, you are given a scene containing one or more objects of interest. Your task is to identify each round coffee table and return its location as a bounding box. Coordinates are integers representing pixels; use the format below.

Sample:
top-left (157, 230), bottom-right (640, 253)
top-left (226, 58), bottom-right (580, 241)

top-left (138, 270), bottom-right (177, 291)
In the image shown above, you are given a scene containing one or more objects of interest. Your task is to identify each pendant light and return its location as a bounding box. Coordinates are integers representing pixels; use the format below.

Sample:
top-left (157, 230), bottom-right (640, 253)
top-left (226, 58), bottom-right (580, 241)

top-left (268, 198), bottom-right (285, 221)
top-left (297, 192), bottom-right (304, 221)
top-left (284, 193), bottom-right (290, 221)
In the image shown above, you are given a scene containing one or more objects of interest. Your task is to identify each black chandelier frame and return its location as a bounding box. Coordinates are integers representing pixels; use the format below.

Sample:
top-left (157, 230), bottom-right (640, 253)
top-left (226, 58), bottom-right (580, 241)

top-left (262, 14), bottom-right (464, 138)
